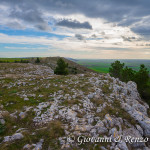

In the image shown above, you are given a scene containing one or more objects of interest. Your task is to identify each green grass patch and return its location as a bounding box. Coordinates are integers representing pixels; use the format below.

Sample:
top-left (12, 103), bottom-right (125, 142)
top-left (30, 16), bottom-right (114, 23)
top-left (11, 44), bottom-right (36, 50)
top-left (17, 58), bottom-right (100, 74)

top-left (0, 58), bottom-right (29, 63)
top-left (76, 59), bottom-right (150, 74)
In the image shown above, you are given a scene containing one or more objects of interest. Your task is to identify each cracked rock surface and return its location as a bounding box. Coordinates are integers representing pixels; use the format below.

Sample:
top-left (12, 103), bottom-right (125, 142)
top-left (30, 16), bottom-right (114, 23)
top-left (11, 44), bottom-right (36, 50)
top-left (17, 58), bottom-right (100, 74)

top-left (0, 63), bottom-right (150, 150)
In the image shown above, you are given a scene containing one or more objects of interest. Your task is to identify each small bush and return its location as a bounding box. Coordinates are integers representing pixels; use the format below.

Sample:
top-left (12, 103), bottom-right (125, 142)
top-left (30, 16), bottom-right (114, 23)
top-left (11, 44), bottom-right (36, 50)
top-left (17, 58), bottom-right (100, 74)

top-left (0, 123), bottom-right (5, 134)
top-left (109, 60), bottom-right (124, 79)
top-left (54, 58), bottom-right (68, 75)
top-left (69, 66), bottom-right (77, 74)
top-left (121, 66), bottom-right (135, 82)
top-left (35, 57), bottom-right (40, 63)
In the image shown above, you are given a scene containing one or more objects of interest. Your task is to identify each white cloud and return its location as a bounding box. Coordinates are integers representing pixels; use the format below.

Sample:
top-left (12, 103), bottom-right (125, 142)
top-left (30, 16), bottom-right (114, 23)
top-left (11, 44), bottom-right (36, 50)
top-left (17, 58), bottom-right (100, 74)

top-left (0, 32), bottom-right (150, 59)
top-left (4, 46), bottom-right (49, 50)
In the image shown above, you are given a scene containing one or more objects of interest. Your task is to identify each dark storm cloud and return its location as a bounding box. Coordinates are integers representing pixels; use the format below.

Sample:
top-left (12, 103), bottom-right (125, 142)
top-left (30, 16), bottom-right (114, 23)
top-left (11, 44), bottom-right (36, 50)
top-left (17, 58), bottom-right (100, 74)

top-left (1, 0), bottom-right (150, 34)
top-left (145, 44), bottom-right (150, 46)
top-left (2, 0), bottom-right (150, 21)
top-left (121, 36), bottom-right (141, 42)
top-left (9, 8), bottom-right (51, 31)
top-left (131, 25), bottom-right (150, 35)
top-left (6, 22), bottom-right (24, 30)
top-left (57, 19), bottom-right (92, 29)
top-left (91, 34), bottom-right (97, 38)
top-left (35, 24), bottom-right (51, 31)
top-left (10, 9), bottom-right (43, 24)
top-left (118, 18), bottom-right (141, 27)
top-left (75, 34), bottom-right (85, 40)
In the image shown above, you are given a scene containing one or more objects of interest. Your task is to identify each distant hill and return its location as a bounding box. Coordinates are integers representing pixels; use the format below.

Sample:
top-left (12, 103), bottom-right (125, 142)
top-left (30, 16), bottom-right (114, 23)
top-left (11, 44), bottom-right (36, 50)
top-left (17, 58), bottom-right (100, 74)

top-left (65, 57), bottom-right (78, 62)
top-left (30, 57), bottom-right (96, 74)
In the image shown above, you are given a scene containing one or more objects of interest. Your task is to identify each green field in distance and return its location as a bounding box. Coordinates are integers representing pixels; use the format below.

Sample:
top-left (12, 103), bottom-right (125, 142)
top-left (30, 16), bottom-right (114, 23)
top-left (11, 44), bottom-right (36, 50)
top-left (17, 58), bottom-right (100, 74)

top-left (76, 59), bottom-right (150, 74)
top-left (0, 58), bottom-right (29, 62)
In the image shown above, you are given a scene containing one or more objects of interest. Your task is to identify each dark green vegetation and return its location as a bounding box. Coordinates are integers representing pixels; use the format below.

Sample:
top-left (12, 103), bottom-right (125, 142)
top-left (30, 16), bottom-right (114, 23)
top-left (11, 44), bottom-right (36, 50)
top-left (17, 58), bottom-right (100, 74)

top-left (54, 58), bottom-right (69, 75)
top-left (76, 59), bottom-right (150, 73)
top-left (0, 122), bottom-right (5, 134)
top-left (0, 58), bottom-right (29, 63)
top-left (35, 57), bottom-right (40, 63)
top-left (109, 60), bottom-right (150, 104)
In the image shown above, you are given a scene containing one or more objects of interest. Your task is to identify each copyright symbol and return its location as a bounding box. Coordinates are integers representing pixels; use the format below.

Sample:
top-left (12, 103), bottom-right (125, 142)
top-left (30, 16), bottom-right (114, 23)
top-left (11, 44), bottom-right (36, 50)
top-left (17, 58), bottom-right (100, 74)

top-left (67, 135), bottom-right (75, 143)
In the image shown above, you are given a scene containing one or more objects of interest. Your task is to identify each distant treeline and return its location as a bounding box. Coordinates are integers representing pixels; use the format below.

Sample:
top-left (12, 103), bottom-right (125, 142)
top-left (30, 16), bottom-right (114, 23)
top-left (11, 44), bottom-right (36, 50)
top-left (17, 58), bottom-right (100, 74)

top-left (0, 59), bottom-right (29, 63)
top-left (109, 60), bottom-right (150, 104)
top-left (0, 57), bottom-right (41, 63)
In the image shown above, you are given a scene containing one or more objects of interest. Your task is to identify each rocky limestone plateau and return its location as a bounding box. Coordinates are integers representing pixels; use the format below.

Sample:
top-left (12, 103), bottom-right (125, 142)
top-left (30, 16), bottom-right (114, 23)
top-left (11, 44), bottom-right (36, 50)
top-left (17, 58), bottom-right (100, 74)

top-left (0, 63), bottom-right (150, 150)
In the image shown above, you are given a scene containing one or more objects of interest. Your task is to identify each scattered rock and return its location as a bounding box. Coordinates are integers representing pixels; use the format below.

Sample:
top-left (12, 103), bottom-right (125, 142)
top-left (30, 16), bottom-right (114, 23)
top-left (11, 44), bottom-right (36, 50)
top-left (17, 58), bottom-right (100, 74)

top-left (23, 139), bottom-right (44, 150)
top-left (105, 114), bottom-right (114, 128)
top-left (0, 119), bottom-right (5, 125)
top-left (123, 128), bottom-right (146, 148)
top-left (1, 66), bottom-right (150, 150)
top-left (3, 133), bottom-right (24, 143)
top-left (24, 97), bottom-right (29, 101)
top-left (19, 112), bottom-right (26, 119)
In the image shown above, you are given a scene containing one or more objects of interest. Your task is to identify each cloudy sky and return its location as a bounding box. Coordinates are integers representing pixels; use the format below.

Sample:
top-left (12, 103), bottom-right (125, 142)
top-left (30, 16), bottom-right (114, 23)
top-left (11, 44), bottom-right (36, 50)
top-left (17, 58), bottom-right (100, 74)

top-left (0, 0), bottom-right (150, 59)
